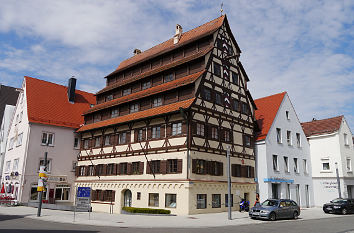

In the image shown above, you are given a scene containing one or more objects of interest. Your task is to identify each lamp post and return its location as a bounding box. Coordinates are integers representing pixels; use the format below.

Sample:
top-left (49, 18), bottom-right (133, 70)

top-left (335, 162), bottom-right (342, 199)
top-left (227, 146), bottom-right (232, 220)
top-left (37, 145), bottom-right (48, 217)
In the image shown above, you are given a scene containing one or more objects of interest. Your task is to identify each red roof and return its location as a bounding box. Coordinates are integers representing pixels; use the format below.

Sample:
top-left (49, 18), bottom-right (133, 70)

top-left (25, 76), bottom-right (96, 129)
top-left (301, 116), bottom-right (343, 137)
top-left (111, 15), bottom-right (225, 75)
top-left (86, 70), bottom-right (204, 115)
top-left (77, 98), bottom-right (195, 132)
top-left (254, 92), bottom-right (286, 141)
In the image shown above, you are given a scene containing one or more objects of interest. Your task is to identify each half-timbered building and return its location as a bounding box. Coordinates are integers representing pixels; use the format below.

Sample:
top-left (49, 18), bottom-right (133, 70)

top-left (76, 15), bottom-right (257, 215)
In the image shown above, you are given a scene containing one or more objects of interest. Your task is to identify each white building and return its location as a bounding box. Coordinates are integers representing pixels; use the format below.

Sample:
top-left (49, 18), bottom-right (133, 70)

top-left (255, 92), bottom-right (314, 207)
top-left (301, 116), bottom-right (354, 206)
top-left (0, 76), bottom-right (95, 206)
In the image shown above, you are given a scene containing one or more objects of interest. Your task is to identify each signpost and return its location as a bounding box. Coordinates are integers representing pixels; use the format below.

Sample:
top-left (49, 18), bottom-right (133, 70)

top-left (74, 187), bottom-right (91, 222)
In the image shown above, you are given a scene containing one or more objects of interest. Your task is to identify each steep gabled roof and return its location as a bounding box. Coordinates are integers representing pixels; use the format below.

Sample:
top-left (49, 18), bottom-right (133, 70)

top-left (25, 76), bottom-right (96, 129)
top-left (0, 84), bottom-right (19, 126)
top-left (110, 15), bottom-right (225, 76)
top-left (301, 115), bottom-right (343, 137)
top-left (254, 92), bottom-right (286, 141)
top-left (77, 98), bottom-right (195, 132)
top-left (86, 70), bottom-right (204, 115)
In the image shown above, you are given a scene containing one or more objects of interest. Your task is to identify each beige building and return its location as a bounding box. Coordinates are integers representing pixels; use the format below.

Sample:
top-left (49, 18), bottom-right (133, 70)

top-left (76, 15), bottom-right (257, 215)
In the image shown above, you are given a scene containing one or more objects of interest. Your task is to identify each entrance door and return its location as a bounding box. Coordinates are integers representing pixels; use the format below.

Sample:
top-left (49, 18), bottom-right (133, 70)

top-left (272, 184), bottom-right (279, 199)
top-left (347, 185), bottom-right (353, 199)
top-left (49, 189), bottom-right (55, 204)
top-left (305, 185), bottom-right (310, 208)
top-left (124, 190), bottom-right (132, 207)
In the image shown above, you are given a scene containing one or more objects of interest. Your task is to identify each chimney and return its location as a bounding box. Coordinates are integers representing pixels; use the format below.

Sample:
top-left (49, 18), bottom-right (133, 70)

top-left (133, 49), bottom-right (142, 55)
top-left (173, 24), bottom-right (183, 44)
top-left (67, 76), bottom-right (76, 103)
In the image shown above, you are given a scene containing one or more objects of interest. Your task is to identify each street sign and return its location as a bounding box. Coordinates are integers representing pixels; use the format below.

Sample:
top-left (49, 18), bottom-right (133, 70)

top-left (76, 187), bottom-right (91, 211)
top-left (77, 187), bottom-right (91, 198)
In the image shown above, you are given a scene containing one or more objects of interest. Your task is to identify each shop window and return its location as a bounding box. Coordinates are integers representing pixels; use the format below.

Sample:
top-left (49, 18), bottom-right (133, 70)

top-left (149, 193), bottom-right (159, 207)
top-left (212, 194), bottom-right (221, 208)
top-left (197, 194), bottom-right (207, 209)
top-left (165, 194), bottom-right (176, 208)
top-left (55, 184), bottom-right (70, 201)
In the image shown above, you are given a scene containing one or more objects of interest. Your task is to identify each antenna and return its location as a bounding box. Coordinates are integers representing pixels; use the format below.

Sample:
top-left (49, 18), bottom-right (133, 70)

top-left (220, 2), bottom-right (224, 16)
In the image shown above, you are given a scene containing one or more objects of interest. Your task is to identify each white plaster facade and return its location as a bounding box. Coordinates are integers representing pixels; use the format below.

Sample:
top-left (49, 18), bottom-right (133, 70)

top-left (0, 80), bottom-right (81, 205)
top-left (306, 117), bottom-right (354, 206)
top-left (0, 105), bottom-right (16, 181)
top-left (255, 93), bottom-right (314, 208)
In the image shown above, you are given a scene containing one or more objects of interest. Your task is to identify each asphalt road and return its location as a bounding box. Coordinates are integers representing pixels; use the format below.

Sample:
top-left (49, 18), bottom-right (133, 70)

top-left (1, 213), bottom-right (354, 233)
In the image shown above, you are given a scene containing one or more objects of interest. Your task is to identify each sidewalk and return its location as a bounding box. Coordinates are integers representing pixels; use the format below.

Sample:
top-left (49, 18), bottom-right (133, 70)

top-left (0, 206), bottom-right (343, 228)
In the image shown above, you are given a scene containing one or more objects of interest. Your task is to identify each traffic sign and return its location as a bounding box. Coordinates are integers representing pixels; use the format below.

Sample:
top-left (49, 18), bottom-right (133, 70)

top-left (77, 187), bottom-right (91, 198)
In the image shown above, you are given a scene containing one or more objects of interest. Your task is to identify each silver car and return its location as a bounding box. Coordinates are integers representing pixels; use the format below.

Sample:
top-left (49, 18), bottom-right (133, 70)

top-left (249, 199), bottom-right (300, 221)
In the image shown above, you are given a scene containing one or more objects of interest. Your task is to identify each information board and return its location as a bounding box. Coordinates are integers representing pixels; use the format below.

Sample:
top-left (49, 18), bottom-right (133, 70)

top-left (76, 187), bottom-right (91, 211)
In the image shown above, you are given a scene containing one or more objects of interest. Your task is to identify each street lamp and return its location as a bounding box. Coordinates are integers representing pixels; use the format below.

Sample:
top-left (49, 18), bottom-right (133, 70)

top-left (335, 162), bottom-right (342, 199)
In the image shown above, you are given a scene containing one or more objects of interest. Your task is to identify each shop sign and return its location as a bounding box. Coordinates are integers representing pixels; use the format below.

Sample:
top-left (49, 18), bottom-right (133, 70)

top-left (47, 176), bottom-right (67, 183)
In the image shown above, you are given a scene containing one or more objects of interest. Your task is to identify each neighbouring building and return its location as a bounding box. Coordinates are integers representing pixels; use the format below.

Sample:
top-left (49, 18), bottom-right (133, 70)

top-left (75, 15), bottom-right (257, 215)
top-left (254, 92), bottom-right (314, 208)
top-left (0, 76), bottom-right (95, 207)
top-left (301, 116), bottom-right (354, 206)
top-left (0, 84), bottom-right (20, 182)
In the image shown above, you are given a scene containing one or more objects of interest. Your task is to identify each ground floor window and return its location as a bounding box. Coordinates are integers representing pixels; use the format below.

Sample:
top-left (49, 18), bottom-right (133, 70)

top-left (148, 193), bottom-right (159, 207)
top-left (30, 184), bottom-right (47, 201)
top-left (165, 194), bottom-right (176, 208)
top-left (225, 194), bottom-right (233, 207)
top-left (55, 184), bottom-right (70, 201)
top-left (212, 194), bottom-right (221, 208)
top-left (197, 194), bottom-right (207, 209)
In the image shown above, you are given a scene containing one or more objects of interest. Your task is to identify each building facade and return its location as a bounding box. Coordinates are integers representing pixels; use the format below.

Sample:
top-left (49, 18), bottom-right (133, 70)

top-left (76, 15), bottom-right (257, 215)
top-left (254, 92), bottom-right (314, 208)
top-left (0, 77), bottom-right (95, 206)
top-left (302, 116), bottom-right (354, 206)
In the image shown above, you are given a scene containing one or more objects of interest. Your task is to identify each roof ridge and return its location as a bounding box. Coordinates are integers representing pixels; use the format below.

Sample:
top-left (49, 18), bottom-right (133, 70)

top-left (301, 115), bottom-right (343, 124)
top-left (255, 91), bottom-right (287, 101)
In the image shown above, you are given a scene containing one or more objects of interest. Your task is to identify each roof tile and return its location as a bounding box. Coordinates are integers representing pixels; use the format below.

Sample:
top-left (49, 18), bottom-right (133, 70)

top-left (301, 116), bottom-right (343, 137)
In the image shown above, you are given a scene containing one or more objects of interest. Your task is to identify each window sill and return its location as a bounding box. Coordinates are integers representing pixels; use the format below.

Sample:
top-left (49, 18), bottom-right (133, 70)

top-left (320, 170), bottom-right (332, 173)
top-left (41, 144), bottom-right (54, 147)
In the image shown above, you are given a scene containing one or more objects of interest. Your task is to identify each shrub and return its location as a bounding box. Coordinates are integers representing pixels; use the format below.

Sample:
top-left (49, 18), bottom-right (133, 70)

top-left (122, 207), bottom-right (171, 214)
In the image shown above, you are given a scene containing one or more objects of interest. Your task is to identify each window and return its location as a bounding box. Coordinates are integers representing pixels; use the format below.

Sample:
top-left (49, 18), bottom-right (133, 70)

top-left (19, 111), bottom-right (23, 123)
top-left (74, 137), bottom-right (79, 149)
top-left (105, 94), bottom-right (113, 102)
top-left (119, 132), bottom-right (126, 144)
top-left (79, 166), bottom-right (86, 176)
top-left (149, 193), bottom-right (159, 207)
top-left (296, 133), bottom-right (301, 147)
top-left (211, 127), bottom-right (218, 140)
top-left (94, 114), bottom-right (101, 123)
top-left (41, 132), bottom-right (54, 146)
top-left (151, 160), bottom-right (160, 174)
top-left (132, 162), bottom-right (140, 175)
top-left (231, 164), bottom-right (241, 177)
top-left (196, 123), bottom-right (204, 136)
top-left (213, 62), bottom-right (221, 76)
top-left (233, 99), bottom-right (239, 111)
top-left (244, 135), bottom-right (251, 147)
top-left (84, 139), bottom-right (89, 149)
top-left (104, 135), bottom-right (111, 146)
top-left (123, 88), bottom-right (131, 96)
top-left (303, 159), bottom-right (308, 174)
top-left (197, 194), bottom-right (207, 209)
top-left (130, 103), bottom-right (139, 113)
top-left (106, 163), bottom-right (114, 175)
top-left (344, 133), bottom-right (349, 146)
top-left (164, 73), bottom-right (174, 82)
top-left (95, 137), bottom-right (101, 147)
top-left (165, 194), bottom-right (176, 208)
top-left (8, 137), bottom-right (14, 150)
top-left (287, 130), bottom-right (292, 146)
top-left (215, 93), bottom-right (222, 105)
top-left (111, 109), bottom-right (119, 118)
top-left (137, 129), bottom-right (144, 141)
top-left (204, 88), bottom-right (211, 101)
top-left (16, 133), bottom-right (23, 147)
top-left (212, 194), bottom-right (221, 208)
top-left (196, 160), bottom-right (206, 174)
top-left (39, 159), bottom-right (52, 172)
top-left (167, 159), bottom-right (178, 173)
top-left (137, 192), bottom-right (141, 200)
top-left (15, 114), bottom-right (19, 125)
top-left (286, 111), bottom-right (290, 120)
top-left (241, 103), bottom-right (249, 115)
top-left (120, 163), bottom-right (128, 175)
top-left (294, 158), bottom-right (298, 173)
top-left (284, 156), bottom-right (289, 173)
top-left (276, 128), bottom-right (282, 143)
top-left (153, 97), bottom-right (162, 107)
top-left (142, 81), bottom-right (151, 90)
top-left (322, 160), bottom-right (330, 171)
top-left (13, 159), bottom-right (19, 171)
top-left (172, 123), bottom-right (182, 136)
top-left (5, 161), bottom-right (11, 173)
top-left (273, 155), bottom-right (278, 171)
top-left (225, 194), bottom-right (233, 207)
top-left (224, 130), bottom-right (230, 142)
top-left (347, 158), bottom-right (352, 172)
top-left (231, 71), bottom-right (238, 85)
top-left (55, 184), bottom-right (70, 201)
top-left (152, 126), bottom-right (160, 139)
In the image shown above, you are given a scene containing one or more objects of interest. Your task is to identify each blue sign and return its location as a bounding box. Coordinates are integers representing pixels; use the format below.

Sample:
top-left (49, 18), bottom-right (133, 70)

top-left (77, 187), bottom-right (91, 198)
top-left (264, 178), bottom-right (294, 183)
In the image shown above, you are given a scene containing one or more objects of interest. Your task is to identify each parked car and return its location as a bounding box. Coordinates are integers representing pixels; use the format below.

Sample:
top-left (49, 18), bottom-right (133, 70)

top-left (323, 198), bottom-right (354, 215)
top-left (249, 199), bottom-right (300, 221)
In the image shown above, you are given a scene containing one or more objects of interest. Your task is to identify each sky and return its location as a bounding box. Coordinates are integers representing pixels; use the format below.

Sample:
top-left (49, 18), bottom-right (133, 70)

top-left (0, 0), bottom-right (353, 130)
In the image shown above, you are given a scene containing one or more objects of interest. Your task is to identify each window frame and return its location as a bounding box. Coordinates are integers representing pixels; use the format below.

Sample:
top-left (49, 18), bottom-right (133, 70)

top-left (148, 193), bottom-right (159, 207)
top-left (172, 122), bottom-right (182, 136)
top-left (273, 155), bottom-right (279, 171)
top-left (196, 194), bottom-right (207, 209)
top-left (41, 132), bottom-right (55, 146)
top-left (165, 194), bottom-right (177, 208)
top-left (276, 128), bottom-right (282, 143)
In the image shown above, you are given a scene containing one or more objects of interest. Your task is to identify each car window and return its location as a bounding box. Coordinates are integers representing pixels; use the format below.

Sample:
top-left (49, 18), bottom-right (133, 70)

top-left (332, 199), bottom-right (347, 204)
top-left (279, 201), bottom-right (286, 207)
top-left (285, 201), bottom-right (292, 207)
top-left (291, 201), bottom-right (297, 206)
top-left (261, 200), bottom-right (279, 207)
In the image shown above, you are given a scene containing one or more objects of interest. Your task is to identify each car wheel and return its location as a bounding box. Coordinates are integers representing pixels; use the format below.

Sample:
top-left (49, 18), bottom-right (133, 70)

top-left (342, 208), bottom-right (347, 215)
top-left (293, 211), bottom-right (299, 219)
top-left (269, 212), bottom-right (276, 221)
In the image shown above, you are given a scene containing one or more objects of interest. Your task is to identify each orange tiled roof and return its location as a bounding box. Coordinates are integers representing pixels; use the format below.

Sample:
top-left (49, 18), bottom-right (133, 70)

top-left (301, 116), bottom-right (343, 137)
top-left (254, 92), bottom-right (286, 141)
top-left (78, 98), bottom-right (195, 132)
top-left (86, 71), bottom-right (204, 115)
top-left (25, 76), bottom-right (96, 129)
top-left (98, 45), bottom-right (213, 95)
top-left (111, 15), bottom-right (225, 75)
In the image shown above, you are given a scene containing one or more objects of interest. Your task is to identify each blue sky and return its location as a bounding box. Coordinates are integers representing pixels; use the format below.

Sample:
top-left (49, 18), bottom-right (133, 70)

top-left (0, 0), bottom-right (353, 130)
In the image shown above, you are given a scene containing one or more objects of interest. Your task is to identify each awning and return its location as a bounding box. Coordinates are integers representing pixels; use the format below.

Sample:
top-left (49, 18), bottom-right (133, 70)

top-left (264, 178), bottom-right (294, 184)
